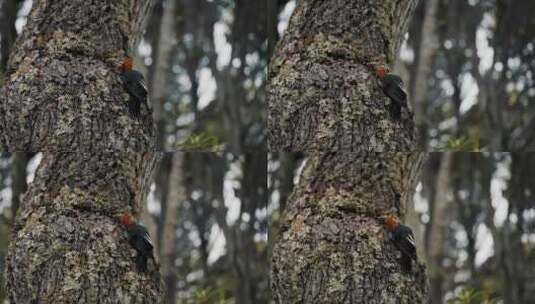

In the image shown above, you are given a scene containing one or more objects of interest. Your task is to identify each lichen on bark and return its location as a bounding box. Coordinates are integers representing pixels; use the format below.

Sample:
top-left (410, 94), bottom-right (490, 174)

top-left (0, 0), bottom-right (155, 151)
top-left (5, 153), bottom-right (163, 303)
top-left (268, 0), bottom-right (420, 152)
top-left (271, 152), bottom-right (429, 303)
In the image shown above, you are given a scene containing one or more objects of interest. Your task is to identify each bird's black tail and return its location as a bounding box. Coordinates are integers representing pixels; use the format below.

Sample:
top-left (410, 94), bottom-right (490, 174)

top-left (135, 254), bottom-right (148, 273)
top-left (400, 254), bottom-right (412, 273)
top-left (388, 100), bottom-right (402, 120)
top-left (128, 97), bottom-right (141, 118)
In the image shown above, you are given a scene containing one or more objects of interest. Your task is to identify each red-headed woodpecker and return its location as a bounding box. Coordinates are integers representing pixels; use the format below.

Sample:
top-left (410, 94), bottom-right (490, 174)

top-left (376, 67), bottom-right (408, 120)
top-left (120, 212), bottom-right (155, 272)
top-left (384, 215), bottom-right (417, 273)
top-left (120, 58), bottom-right (149, 118)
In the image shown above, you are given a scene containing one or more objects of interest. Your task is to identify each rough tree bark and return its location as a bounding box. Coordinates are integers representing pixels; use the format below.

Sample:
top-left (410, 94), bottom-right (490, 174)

top-left (5, 153), bottom-right (162, 303)
top-left (0, 0), bottom-right (155, 151)
top-left (271, 152), bottom-right (428, 303)
top-left (268, 0), bottom-right (420, 152)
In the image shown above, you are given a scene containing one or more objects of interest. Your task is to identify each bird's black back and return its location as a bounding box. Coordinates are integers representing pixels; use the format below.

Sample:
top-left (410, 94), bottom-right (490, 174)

top-left (392, 225), bottom-right (417, 260)
top-left (127, 225), bottom-right (153, 254)
top-left (121, 70), bottom-right (147, 101)
top-left (384, 82), bottom-right (407, 106)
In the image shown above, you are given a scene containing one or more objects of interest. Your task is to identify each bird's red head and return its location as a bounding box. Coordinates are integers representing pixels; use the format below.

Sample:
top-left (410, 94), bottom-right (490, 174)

top-left (376, 67), bottom-right (388, 80)
top-left (121, 58), bottom-right (134, 71)
top-left (385, 216), bottom-right (398, 232)
top-left (120, 212), bottom-right (134, 226)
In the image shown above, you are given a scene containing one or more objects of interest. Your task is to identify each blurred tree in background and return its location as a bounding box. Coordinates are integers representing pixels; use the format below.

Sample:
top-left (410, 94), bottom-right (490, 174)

top-left (144, 0), bottom-right (267, 151)
top-left (405, 0), bottom-right (535, 150)
top-left (269, 152), bottom-right (535, 304)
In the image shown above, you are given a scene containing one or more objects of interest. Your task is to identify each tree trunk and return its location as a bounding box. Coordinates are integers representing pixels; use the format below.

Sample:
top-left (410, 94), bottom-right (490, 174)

top-left (505, 153), bottom-right (531, 304)
top-left (5, 152), bottom-right (162, 303)
top-left (408, 0), bottom-right (439, 147)
top-left (146, 0), bottom-right (176, 150)
top-left (161, 153), bottom-right (184, 304)
top-left (267, 0), bottom-right (279, 59)
top-left (0, 0), bottom-right (19, 75)
top-left (271, 152), bottom-right (428, 303)
top-left (427, 153), bottom-right (452, 304)
top-left (0, 0), bottom-right (155, 151)
top-left (268, 0), bottom-right (420, 152)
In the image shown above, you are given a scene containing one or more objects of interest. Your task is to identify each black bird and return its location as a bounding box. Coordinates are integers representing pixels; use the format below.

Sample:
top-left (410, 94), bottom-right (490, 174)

top-left (376, 67), bottom-right (408, 120)
top-left (120, 58), bottom-right (149, 118)
top-left (385, 216), bottom-right (417, 273)
top-left (120, 212), bottom-right (155, 272)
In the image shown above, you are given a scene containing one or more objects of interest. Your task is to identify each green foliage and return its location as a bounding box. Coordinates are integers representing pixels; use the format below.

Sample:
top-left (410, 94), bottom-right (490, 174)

top-left (442, 136), bottom-right (479, 151)
top-left (174, 132), bottom-right (224, 152)
top-left (448, 287), bottom-right (498, 304)
top-left (192, 287), bottom-right (230, 304)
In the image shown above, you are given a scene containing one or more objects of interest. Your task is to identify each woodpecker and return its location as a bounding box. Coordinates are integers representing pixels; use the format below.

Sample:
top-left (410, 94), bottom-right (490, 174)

top-left (120, 212), bottom-right (155, 272)
top-left (384, 215), bottom-right (417, 273)
top-left (376, 67), bottom-right (408, 120)
top-left (120, 58), bottom-right (149, 118)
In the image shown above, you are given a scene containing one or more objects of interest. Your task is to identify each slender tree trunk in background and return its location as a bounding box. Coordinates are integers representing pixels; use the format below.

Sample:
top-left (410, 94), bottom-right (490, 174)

top-left (271, 153), bottom-right (428, 303)
top-left (267, 0), bottom-right (279, 59)
top-left (268, 0), bottom-right (420, 152)
top-left (0, 0), bottom-right (155, 151)
top-left (153, 154), bottom-right (172, 255)
top-left (205, 153), bottom-right (268, 304)
top-left (210, 156), bottom-right (256, 304)
top-left (161, 153), bottom-right (184, 304)
top-left (147, 0), bottom-right (176, 150)
top-left (409, 0), bottom-right (439, 148)
top-left (426, 153), bottom-right (452, 304)
top-left (0, 0), bottom-right (18, 76)
top-left (242, 153), bottom-right (269, 301)
top-left (5, 153), bottom-right (162, 303)
top-left (505, 154), bottom-right (531, 304)
top-left (9, 152), bottom-right (30, 225)
top-left (206, 45), bottom-right (243, 154)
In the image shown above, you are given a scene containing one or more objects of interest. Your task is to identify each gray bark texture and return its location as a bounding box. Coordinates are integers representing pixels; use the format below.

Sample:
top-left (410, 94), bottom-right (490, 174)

top-left (0, 0), bottom-right (155, 152)
top-left (5, 152), bottom-right (163, 303)
top-left (268, 0), bottom-right (420, 152)
top-left (271, 152), bottom-right (429, 303)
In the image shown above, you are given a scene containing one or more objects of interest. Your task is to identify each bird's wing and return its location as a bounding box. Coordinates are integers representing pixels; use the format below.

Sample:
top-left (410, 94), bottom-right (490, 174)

top-left (143, 229), bottom-right (153, 248)
top-left (139, 78), bottom-right (147, 92)
top-left (385, 85), bottom-right (408, 107)
top-left (394, 231), bottom-right (417, 260)
top-left (393, 87), bottom-right (407, 105)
